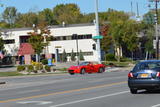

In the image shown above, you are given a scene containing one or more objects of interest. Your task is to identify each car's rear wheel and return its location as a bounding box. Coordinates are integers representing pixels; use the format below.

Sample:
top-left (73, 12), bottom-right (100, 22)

top-left (98, 67), bottom-right (104, 73)
top-left (130, 88), bottom-right (137, 94)
top-left (80, 68), bottom-right (86, 74)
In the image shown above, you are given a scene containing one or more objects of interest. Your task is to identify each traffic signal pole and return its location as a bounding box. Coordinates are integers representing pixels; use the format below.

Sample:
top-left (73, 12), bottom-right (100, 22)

top-left (95, 0), bottom-right (101, 63)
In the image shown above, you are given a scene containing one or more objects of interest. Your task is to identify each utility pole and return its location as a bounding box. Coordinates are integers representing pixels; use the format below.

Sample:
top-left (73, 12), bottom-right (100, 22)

top-left (95, 0), bottom-right (101, 63)
top-left (149, 0), bottom-right (160, 59)
top-left (155, 0), bottom-right (159, 59)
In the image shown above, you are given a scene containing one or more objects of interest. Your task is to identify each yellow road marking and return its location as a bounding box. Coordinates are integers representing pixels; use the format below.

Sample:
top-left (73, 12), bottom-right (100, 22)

top-left (0, 81), bottom-right (127, 103)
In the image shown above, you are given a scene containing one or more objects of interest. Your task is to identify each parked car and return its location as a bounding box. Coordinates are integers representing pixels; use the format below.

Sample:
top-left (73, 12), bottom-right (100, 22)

top-left (128, 60), bottom-right (160, 94)
top-left (68, 61), bottom-right (105, 75)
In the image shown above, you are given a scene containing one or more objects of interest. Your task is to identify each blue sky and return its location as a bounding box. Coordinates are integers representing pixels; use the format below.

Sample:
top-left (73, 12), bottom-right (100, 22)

top-left (0, 0), bottom-right (150, 16)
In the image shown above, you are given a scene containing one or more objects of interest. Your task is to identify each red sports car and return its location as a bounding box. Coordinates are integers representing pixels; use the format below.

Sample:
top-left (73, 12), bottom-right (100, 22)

top-left (68, 61), bottom-right (105, 75)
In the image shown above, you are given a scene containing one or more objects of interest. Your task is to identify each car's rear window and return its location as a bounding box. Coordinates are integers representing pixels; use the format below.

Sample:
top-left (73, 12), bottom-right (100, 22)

top-left (133, 61), bottom-right (160, 72)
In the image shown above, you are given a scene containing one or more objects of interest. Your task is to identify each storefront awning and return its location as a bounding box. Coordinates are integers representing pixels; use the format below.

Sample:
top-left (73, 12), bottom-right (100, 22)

top-left (18, 43), bottom-right (34, 56)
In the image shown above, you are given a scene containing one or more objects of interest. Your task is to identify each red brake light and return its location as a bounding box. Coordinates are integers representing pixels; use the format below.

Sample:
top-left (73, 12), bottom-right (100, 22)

top-left (128, 73), bottom-right (133, 78)
top-left (156, 72), bottom-right (160, 77)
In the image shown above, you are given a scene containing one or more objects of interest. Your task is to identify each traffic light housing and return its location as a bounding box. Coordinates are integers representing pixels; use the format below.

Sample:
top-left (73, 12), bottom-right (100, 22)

top-left (92, 44), bottom-right (96, 50)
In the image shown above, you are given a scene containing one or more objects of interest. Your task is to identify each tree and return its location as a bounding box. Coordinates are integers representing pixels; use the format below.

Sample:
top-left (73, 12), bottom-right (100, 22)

top-left (28, 25), bottom-right (50, 62)
top-left (0, 37), bottom-right (4, 51)
top-left (71, 49), bottom-right (75, 61)
top-left (140, 22), bottom-right (154, 60)
top-left (107, 10), bottom-right (139, 62)
top-left (16, 12), bottom-right (39, 27)
top-left (53, 4), bottom-right (82, 24)
top-left (39, 8), bottom-right (57, 25)
top-left (100, 24), bottom-right (113, 53)
top-left (79, 50), bottom-right (84, 61)
top-left (145, 30), bottom-right (154, 60)
top-left (0, 35), bottom-right (4, 61)
top-left (122, 20), bottom-right (139, 60)
top-left (2, 6), bottom-right (18, 28)
top-left (62, 49), bottom-right (67, 62)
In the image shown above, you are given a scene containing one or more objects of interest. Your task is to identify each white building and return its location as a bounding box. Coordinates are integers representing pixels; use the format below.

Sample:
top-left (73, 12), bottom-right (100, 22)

top-left (1, 23), bottom-right (100, 63)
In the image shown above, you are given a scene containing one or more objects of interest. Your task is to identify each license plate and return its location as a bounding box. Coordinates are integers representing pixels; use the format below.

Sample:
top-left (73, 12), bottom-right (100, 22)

top-left (140, 74), bottom-right (149, 78)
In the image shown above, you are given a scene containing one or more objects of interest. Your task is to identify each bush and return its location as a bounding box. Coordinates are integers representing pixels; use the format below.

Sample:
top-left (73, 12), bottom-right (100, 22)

top-left (106, 53), bottom-right (116, 61)
top-left (41, 59), bottom-right (48, 65)
top-left (27, 65), bottom-right (34, 72)
top-left (17, 65), bottom-right (25, 72)
top-left (44, 65), bottom-right (51, 72)
top-left (35, 63), bottom-right (43, 70)
top-left (31, 61), bottom-right (39, 66)
top-left (120, 57), bottom-right (132, 62)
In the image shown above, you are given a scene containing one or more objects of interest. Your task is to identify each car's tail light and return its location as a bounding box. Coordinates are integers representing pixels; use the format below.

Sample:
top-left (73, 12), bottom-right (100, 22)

top-left (128, 73), bottom-right (133, 78)
top-left (156, 72), bottom-right (160, 77)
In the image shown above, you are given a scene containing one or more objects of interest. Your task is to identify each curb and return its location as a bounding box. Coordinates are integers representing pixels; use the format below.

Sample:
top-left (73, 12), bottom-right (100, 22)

top-left (0, 82), bottom-right (6, 84)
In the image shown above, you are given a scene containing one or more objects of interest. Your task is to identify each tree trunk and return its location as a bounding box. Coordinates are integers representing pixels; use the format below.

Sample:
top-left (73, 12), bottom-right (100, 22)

top-left (36, 54), bottom-right (39, 62)
top-left (132, 51), bottom-right (134, 61)
top-left (145, 51), bottom-right (148, 60)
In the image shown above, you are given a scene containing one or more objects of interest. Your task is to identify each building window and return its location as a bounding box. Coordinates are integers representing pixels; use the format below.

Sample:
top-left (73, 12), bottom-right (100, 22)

top-left (66, 51), bottom-right (93, 56)
top-left (63, 36), bottom-right (66, 40)
top-left (83, 52), bottom-right (93, 56)
top-left (3, 39), bottom-right (15, 44)
top-left (54, 34), bottom-right (92, 41)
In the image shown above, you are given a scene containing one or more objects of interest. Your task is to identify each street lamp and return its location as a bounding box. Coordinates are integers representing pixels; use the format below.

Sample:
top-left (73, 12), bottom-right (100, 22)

top-left (95, 0), bottom-right (101, 63)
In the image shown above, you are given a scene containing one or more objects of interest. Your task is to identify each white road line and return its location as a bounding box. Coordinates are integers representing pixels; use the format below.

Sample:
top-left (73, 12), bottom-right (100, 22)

top-left (50, 90), bottom-right (129, 107)
top-left (151, 104), bottom-right (160, 107)
top-left (17, 101), bottom-right (53, 105)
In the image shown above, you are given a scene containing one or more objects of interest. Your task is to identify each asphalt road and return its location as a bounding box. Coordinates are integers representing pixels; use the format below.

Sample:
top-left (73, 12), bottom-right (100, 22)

top-left (1, 69), bottom-right (160, 107)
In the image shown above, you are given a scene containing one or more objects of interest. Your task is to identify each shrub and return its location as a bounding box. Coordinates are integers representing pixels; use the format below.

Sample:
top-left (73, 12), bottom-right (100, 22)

top-left (35, 63), bottom-right (43, 70)
top-left (41, 59), bottom-right (48, 65)
top-left (17, 65), bottom-right (25, 72)
top-left (120, 57), bottom-right (132, 62)
top-left (44, 65), bottom-right (51, 72)
top-left (106, 53), bottom-right (116, 61)
top-left (31, 61), bottom-right (39, 66)
top-left (27, 65), bottom-right (34, 72)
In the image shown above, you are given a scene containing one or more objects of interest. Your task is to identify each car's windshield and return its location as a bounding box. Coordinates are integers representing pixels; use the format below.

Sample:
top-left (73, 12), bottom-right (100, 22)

top-left (79, 62), bottom-right (90, 66)
top-left (133, 61), bottom-right (160, 71)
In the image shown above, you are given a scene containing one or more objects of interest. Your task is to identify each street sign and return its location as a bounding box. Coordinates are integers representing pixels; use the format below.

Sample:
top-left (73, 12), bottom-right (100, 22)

top-left (92, 35), bottom-right (103, 39)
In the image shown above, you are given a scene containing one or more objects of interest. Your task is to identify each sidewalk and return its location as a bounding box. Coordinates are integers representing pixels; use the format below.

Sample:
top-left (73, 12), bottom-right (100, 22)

top-left (0, 65), bottom-right (16, 72)
top-left (105, 66), bottom-right (133, 72)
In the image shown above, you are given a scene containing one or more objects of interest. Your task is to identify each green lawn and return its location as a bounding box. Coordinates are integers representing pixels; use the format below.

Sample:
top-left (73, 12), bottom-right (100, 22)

top-left (0, 72), bottom-right (24, 77)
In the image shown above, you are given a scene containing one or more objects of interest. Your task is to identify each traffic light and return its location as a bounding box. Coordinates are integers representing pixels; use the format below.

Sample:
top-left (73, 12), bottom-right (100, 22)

top-left (92, 44), bottom-right (96, 50)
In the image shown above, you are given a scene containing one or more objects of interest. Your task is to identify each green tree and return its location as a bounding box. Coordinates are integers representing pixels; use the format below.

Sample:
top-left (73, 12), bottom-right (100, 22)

top-left (28, 26), bottom-right (50, 62)
top-left (107, 10), bottom-right (139, 62)
top-left (122, 20), bottom-right (139, 60)
top-left (39, 8), bottom-right (57, 25)
top-left (16, 12), bottom-right (38, 27)
top-left (62, 49), bottom-right (67, 62)
top-left (53, 4), bottom-right (82, 24)
top-left (2, 6), bottom-right (18, 28)
top-left (0, 37), bottom-right (4, 51)
top-left (71, 49), bottom-right (75, 61)
top-left (79, 50), bottom-right (84, 61)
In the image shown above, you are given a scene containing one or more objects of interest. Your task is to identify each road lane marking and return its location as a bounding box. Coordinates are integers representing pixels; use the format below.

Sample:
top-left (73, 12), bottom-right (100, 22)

top-left (0, 81), bottom-right (127, 103)
top-left (17, 101), bottom-right (53, 105)
top-left (17, 89), bottom-right (41, 94)
top-left (152, 104), bottom-right (160, 107)
top-left (50, 90), bottom-right (129, 107)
